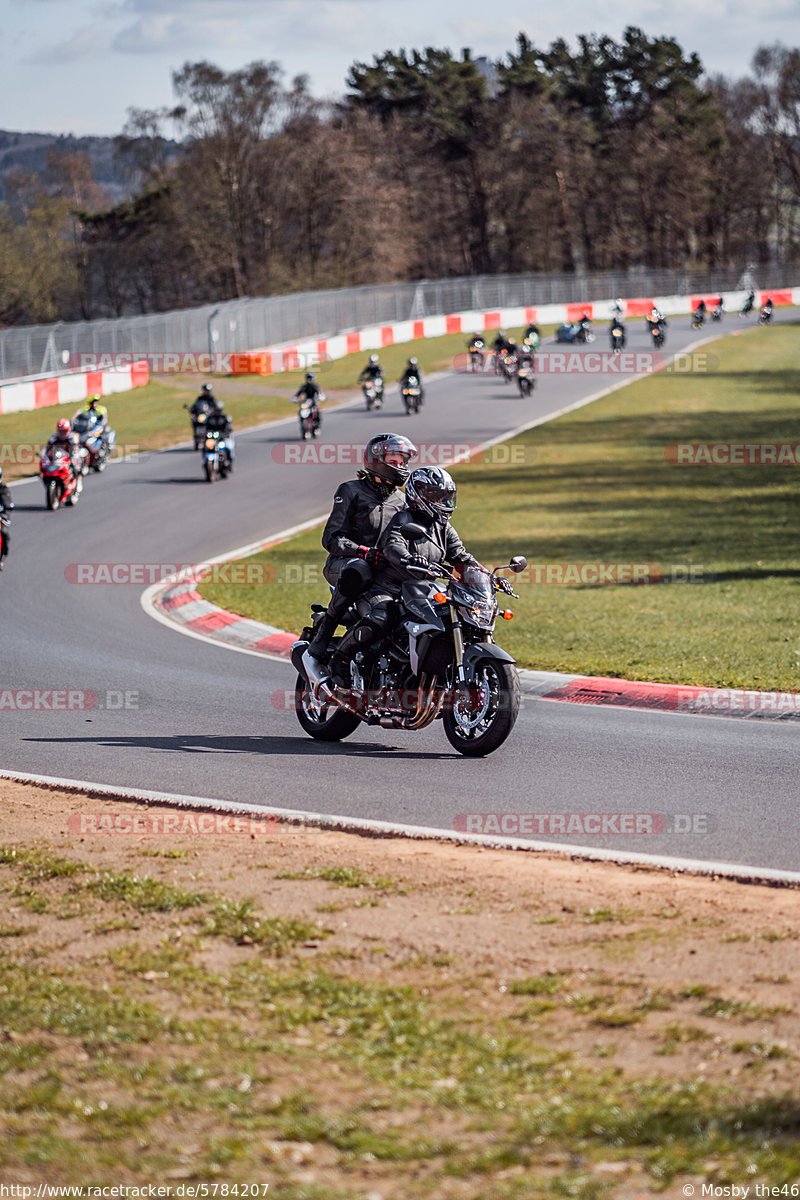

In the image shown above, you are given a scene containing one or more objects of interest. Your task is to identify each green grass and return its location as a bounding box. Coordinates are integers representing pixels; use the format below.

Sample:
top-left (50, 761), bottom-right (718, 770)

top-left (199, 322), bottom-right (800, 690)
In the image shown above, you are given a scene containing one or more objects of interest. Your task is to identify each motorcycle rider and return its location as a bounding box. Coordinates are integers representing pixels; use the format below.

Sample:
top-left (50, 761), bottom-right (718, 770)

top-left (522, 321), bottom-right (541, 349)
top-left (399, 357), bottom-right (424, 403)
top-left (609, 315), bottom-right (625, 350)
top-left (0, 466), bottom-right (13, 570)
top-left (204, 398), bottom-right (235, 466)
top-left (46, 418), bottom-right (83, 483)
top-left (190, 383), bottom-right (215, 419)
top-left (466, 332), bottom-right (486, 369)
top-left (740, 290), bottom-right (755, 317)
top-left (302, 433), bottom-right (418, 678)
top-left (293, 372), bottom-right (324, 433)
top-left (328, 466), bottom-right (480, 687)
top-left (762, 297), bottom-right (774, 317)
top-left (81, 394), bottom-right (112, 452)
top-left (358, 354), bottom-right (384, 387)
top-left (693, 298), bottom-right (707, 325)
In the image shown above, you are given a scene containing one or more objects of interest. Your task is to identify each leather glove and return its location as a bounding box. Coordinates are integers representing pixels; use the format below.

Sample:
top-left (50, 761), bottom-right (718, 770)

top-left (407, 555), bottom-right (430, 570)
top-left (356, 545), bottom-right (382, 569)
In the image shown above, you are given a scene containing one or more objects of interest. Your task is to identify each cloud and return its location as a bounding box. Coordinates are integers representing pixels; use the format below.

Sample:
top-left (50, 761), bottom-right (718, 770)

top-left (29, 25), bottom-right (114, 63)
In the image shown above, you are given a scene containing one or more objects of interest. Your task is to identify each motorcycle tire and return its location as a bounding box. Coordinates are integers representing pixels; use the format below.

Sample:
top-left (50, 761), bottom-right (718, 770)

top-left (443, 660), bottom-right (520, 757)
top-left (205, 461), bottom-right (215, 483)
top-left (65, 487), bottom-right (78, 507)
top-left (294, 675), bottom-right (360, 741)
top-left (45, 480), bottom-right (59, 511)
top-left (93, 459), bottom-right (106, 473)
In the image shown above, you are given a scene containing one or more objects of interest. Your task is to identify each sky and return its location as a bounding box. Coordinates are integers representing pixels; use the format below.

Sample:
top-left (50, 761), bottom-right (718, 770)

top-left (3, 0), bottom-right (800, 137)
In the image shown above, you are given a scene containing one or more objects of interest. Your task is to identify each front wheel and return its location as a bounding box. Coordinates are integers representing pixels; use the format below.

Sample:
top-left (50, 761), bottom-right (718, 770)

top-left (294, 675), bottom-right (360, 741)
top-left (204, 460), bottom-right (215, 483)
top-left (443, 660), bottom-right (520, 756)
top-left (45, 479), bottom-right (60, 511)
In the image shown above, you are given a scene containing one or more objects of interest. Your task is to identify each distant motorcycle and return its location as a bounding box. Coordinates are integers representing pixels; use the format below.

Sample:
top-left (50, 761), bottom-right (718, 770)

top-left (555, 318), bottom-right (594, 344)
top-left (610, 324), bottom-right (626, 353)
top-left (647, 318), bottom-right (666, 349)
top-left (202, 430), bottom-right (232, 483)
top-left (468, 339), bottom-right (486, 371)
top-left (72, 410), bottom-right (114, 473)
top-left (691, 308), bottom-right (706, 329)
top-left (40, 445), bottom-right (85, 510)
top-left (500, 352), bottom-right (518, 384)
top-left (711, 302), bottom-right (724, 322)
top-left (516, 361), bottom-right (534, 396)
top-left (740, 293), bottom-right (755, 318)
top-left (401, 376), bottom-right (423, 415)
top-left (185, 400), bottom-right (213, 449)
top-left (362, 378), bottom-right (384, 411)
top-left (759, 304), bottom-right (774, 325)
top-left (298, 394), bottom-right (323, 440)
top-left (0, 512), bottom-right (10, 572)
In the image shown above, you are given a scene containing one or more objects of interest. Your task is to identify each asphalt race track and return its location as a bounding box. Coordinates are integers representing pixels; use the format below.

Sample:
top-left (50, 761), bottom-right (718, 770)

top-left (3, 312), bottom-right (799, 874)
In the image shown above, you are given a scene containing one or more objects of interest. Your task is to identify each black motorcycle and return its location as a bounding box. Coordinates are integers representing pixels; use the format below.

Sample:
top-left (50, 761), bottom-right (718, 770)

top-left (740, 294), bottom-right (755, 318)
top-left (185, 400), bottom-right (213, 450)
top-left (648, 319), bottom-right (666, 349)
top-left (202, 430), bottom-right (232, 482)
top-left (759, 305), bottom-right (774, 325)
top-left (468, 339), bottom-right (485, 371)
top-left (610, 324), bottom-right (626, 353)
top-left (293, 543), bottom-right (528, 757)
top-left (401, 376), bottom-right (423, 415)
top-left (691, 308), bottom-right (706, 329)
top-left (362, 378), bottom-right (384, 411)
top-left (298, 394), bottom-right (323, 439)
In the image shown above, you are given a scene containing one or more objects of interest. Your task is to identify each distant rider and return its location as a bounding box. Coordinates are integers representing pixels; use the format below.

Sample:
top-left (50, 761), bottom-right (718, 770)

top-left (358, 355), bottom-right (384, 386)
top-left (204, 398), bottom-right (235, 466)
top-left (0, 466), bottom-right (13, 570)
top-left (46, 418), bottom-right (83, 482)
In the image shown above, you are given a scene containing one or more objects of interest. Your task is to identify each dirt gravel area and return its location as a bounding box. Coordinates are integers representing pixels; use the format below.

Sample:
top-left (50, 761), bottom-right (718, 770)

top-left (1, 778), bottom-right (799, 1197)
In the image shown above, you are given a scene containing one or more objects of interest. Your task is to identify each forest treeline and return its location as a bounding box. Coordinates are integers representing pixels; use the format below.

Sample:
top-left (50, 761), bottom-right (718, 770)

top-left (1, 29), bottom-right (799, 324)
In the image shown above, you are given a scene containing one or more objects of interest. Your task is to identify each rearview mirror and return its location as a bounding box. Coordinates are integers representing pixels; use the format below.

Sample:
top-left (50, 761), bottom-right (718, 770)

top-left (510, 556), bottom-right (528, 572)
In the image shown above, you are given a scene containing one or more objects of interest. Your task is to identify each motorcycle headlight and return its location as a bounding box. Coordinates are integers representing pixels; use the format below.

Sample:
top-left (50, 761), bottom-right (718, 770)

top-left (463, 597), bottom-right (496, 629)
top-left (205, 438), bottom-right (216, 450)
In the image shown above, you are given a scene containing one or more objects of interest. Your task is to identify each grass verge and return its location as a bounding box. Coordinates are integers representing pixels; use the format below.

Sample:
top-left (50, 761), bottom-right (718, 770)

top-left (199, 322), bottom-right (800, 690)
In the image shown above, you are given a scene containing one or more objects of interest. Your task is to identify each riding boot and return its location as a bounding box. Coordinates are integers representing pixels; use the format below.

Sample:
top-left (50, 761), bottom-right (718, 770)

top-left (329, 623), bottom-right (376, 688)
top-left (306, 609), bottom-right (338, 661)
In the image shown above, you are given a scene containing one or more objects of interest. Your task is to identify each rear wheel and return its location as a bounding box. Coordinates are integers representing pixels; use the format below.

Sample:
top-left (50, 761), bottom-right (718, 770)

top-left (443, 660), bottom-right (520, 757)
top-left (294, 674), bottom-right (360, 741)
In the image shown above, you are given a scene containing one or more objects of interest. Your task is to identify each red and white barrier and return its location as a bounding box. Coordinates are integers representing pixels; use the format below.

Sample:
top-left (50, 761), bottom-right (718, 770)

top-left (0, 361), bottom-right (149, 417)
top-left (230, 288), bottom-right (800, 376)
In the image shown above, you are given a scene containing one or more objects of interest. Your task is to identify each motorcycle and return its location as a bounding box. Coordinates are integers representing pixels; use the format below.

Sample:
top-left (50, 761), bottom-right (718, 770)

top-left (555, 319), bottom-right (594, 344)
top-left (202, 430), bottom-right (232, 482)
top-left (0, 512), bottom-right (9, 572)
top-left (298, 395), bottom-right (323, 440)
top-left (185, 400), bottom-right (212, 449)
top-left (362, 378), bottom-right (384, 411)
top-left (292, 542), bottom-right (528, 757)
top-left (468, 339), bottom-right (485, 371)
top-left (759, 305), bottom-right (773, 325)
top-left (648, 320), bottom-right (666, 350)
top-left (500, 352), bottom-right (518, 384)
top-left (691, 308), bottom-right (706, 329)
top-left (610, 325), bottom-right (626, 353)
top-left (401, 376), bottom-right (423, 415)
top-left (72, 410), bottom-right (114, 473)
top-left (516, 361), bottom-right (534, 396)
top-left (711, 302), bottom-right (724, 323)
top-left (39, 445), bottom-right (85, 510)
top-left (740, 294), bottom-right (755, 318)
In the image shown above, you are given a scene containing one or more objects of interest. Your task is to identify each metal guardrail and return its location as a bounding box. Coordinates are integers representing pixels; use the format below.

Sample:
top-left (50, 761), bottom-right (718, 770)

top-left (0, 264), bottom-right (791, 381)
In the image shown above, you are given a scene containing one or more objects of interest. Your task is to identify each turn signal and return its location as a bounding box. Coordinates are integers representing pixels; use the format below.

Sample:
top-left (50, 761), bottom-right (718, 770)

top-left (433, 591), bottom-right (448, 603)
top-left (501, 609), bottom-right (514, 620)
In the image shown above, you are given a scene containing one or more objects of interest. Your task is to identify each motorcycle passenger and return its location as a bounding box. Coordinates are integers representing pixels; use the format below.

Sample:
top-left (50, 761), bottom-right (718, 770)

top-left (303, 434), bottom-right (418, 674)
top-left (204, 399), bottom-right (235, 466)
top-left (46, 419), bottom-right (83, 482)
top-left (328, 466), bottom-right (480, 687)
top-left (0, 466), bottom-right (13, 570)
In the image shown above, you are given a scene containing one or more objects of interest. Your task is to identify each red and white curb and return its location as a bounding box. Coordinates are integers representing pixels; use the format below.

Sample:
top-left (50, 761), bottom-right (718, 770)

top-left (146, 568), bottom-right (800, 723)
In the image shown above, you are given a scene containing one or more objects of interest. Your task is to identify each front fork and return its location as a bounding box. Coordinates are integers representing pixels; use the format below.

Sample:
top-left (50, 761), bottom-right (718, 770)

top-left (450, 604), bottom-right (467, 686)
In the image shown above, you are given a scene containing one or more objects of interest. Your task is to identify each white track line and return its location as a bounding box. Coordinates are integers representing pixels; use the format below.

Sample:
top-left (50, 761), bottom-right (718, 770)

top-left (2, 767), bottom-right (800, 886)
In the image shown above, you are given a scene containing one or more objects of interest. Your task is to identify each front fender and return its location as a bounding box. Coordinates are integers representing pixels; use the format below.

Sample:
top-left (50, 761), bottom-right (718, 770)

top-left (463, 642), bottom-right (516, 674)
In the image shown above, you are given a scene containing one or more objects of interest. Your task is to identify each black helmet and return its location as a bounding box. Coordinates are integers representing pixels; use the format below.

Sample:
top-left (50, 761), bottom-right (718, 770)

top-left (407, 357), bottom-right (418, 368)
top-left (363, 433), bottom-right (418, 487)
top-left (305, 372), bottom-right (315, 382)
top-left (406, 466), bottom-right (457, 523)
top-left (201, 383), bottom-right (213, 393)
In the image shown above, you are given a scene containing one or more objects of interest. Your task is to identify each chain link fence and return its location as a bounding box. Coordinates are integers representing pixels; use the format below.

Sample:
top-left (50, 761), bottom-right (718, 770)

top-left (0, 264), bottom-right (793, 381)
